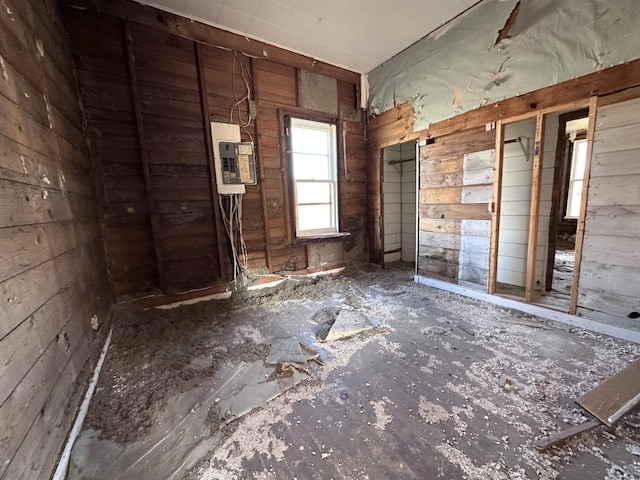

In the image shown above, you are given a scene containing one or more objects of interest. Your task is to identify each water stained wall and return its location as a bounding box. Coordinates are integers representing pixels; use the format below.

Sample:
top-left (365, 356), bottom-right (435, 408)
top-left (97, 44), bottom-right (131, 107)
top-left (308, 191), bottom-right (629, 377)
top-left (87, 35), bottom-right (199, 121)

top-left (368, 0), bottom-right (640, 131)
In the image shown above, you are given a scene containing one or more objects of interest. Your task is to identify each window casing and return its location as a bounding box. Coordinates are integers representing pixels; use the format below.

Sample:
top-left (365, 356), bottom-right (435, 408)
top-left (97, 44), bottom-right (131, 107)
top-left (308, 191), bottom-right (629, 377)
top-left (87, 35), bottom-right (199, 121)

top-left (288, 117), bottom-right (338, 237)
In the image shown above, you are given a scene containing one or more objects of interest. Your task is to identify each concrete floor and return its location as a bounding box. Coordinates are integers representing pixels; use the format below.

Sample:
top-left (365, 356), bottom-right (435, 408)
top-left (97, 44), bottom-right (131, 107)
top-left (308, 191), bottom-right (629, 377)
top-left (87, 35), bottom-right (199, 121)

top-left (70, 263), bottom-right (640, 480)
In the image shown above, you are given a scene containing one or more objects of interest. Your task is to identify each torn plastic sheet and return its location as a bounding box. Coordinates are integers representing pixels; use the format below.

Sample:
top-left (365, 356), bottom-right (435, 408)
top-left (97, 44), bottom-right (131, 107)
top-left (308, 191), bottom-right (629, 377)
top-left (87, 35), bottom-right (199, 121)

top-left (69, 342), bottom-right (315, 480)
top-left (367, 0), bottom-right (640, 131)
top-left (68, 363), bottom-right (249, 480)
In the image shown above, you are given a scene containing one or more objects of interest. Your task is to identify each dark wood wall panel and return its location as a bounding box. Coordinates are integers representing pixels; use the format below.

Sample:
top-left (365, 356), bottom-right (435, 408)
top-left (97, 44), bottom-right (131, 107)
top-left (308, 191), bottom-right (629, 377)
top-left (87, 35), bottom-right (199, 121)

top-left (130, 23), bottom-right (220, 291)
top-left (0, 0), bottom-right (111, 478)
top-left (64, 1), bottom-right (366, 295)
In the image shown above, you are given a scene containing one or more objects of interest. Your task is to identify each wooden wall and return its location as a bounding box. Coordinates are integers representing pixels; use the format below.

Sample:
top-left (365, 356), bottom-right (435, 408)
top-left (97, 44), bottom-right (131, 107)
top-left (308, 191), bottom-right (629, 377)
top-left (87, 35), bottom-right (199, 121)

top-left (0, 0), bottom-right (111, 478)
top-left (63, 1), bottom-right (366, 299)
top-left (578, 96), bottom-right (640, 320)
top-left (366, 102), bottom-right (418, 264)
top-left (367, 61), bottom-right (640, 330)
top-left (417, 127), bottom-right (494, 284)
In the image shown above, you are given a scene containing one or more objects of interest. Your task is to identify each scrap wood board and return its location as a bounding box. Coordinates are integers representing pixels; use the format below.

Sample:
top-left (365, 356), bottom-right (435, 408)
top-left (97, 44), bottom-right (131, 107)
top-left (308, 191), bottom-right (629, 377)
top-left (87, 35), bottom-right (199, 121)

top-left (577, 358), bottom-right (640, 426)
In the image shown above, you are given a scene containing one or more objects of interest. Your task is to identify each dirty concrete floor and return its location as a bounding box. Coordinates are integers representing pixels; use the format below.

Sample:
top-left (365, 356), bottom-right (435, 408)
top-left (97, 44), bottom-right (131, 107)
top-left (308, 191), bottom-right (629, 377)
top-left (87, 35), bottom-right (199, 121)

top-left (74, 263), bottom-right (640, 479)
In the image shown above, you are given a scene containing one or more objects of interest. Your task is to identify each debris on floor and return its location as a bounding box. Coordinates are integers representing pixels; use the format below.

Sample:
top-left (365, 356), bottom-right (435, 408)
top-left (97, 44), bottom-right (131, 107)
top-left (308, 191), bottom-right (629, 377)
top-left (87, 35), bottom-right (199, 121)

top-left (69, 336), bottom-right (319, 479)
top-left (323, 309), bottom-right (376, 342)
top-left (68, 263), bottom-right (640, 480)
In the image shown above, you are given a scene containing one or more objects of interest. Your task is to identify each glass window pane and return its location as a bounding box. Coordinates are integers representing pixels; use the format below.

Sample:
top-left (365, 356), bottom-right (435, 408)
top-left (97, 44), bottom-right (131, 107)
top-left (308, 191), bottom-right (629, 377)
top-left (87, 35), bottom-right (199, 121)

top-left (291, 127), bottom-right (328, 155)
top-left (296, 182), bottom-right (332, 205)
top-left (293, 153), bottom-right (330, 180)
top-left (568, 180), bottom-right (583, 218)
top-left (297, 204), bottom-right (333, 232)
top-left (573, 140), bottom-right (588, 180)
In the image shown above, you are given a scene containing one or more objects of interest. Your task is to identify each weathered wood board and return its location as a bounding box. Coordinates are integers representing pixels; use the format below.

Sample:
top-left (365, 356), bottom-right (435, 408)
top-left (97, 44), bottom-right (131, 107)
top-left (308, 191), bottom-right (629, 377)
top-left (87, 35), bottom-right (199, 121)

top-left (577, 358), bottom-right (640, 426)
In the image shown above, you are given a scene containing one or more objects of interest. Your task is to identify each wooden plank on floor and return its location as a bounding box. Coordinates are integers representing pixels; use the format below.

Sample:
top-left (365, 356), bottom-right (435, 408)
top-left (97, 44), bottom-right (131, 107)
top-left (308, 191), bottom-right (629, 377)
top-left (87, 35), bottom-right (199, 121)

top-left (534, 420), bottom-right (601, 451)
top-left (577, 358), bottom-right (640, 426)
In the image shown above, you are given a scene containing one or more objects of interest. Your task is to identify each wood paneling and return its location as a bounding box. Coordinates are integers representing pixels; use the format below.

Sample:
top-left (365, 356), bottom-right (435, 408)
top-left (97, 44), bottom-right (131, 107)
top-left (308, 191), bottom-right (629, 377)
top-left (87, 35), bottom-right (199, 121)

top-left (64, 1), bottom-right (366, 295)
top-left (414, 127), bottom-right (495, 286)
top-left (0, 1), bottom-right (110, 478)
top-left (65, 0), bottom-right (360, 85)
top-left (577, 97), bottom-right (640, 319)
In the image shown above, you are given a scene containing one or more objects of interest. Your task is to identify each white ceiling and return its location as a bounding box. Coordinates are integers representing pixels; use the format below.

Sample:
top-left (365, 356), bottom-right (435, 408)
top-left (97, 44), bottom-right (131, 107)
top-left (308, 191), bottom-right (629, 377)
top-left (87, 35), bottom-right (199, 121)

top-left (136, 0), bottom-right (481, 73)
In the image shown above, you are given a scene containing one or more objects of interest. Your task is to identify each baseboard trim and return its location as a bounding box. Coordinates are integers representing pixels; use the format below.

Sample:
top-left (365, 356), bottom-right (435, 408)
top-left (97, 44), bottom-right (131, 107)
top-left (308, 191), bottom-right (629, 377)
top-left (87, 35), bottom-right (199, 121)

top-left (414, 275), bottom-right (640, 344)
top-left (52, 325), bottom-right (113, 480)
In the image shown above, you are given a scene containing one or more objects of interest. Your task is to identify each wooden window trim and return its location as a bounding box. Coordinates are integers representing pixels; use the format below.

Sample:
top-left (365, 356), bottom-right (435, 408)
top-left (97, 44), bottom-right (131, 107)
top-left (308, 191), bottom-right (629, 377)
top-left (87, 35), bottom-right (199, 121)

top-left (278, 107), bottom-right (343, 243)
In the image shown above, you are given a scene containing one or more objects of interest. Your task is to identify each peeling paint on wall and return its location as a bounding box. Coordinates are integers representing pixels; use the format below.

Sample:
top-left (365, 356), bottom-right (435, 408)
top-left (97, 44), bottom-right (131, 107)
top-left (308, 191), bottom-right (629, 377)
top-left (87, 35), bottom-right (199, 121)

top-left (368, 0), bottom-right (640, 131)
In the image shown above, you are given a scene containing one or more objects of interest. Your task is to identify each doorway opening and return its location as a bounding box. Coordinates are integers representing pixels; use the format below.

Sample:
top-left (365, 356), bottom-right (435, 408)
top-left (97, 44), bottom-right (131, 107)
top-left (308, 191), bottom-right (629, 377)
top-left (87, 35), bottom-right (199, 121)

top-left (382, 140), bottom-right (417, 270)
top-left (495, 118), bottom-right (537, 299)
top-left (491, 107), bottom-right (591, 312)
top-left (543, 110), bottom-right (589, 308)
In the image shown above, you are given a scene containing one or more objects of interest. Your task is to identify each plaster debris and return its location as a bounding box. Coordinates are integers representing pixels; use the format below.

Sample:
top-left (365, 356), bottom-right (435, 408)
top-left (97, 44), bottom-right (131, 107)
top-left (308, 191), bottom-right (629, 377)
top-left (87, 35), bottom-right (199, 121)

top-left (371, 398), bottom-right (393, 431)
top-left (322, 309), bottom-right (375, 342)
top-left (68, 264), bottom-right (640, 480)
top-left (626, 444), bottom-right (640, 456)
top-left (418, 396), bottom-right (450, 424)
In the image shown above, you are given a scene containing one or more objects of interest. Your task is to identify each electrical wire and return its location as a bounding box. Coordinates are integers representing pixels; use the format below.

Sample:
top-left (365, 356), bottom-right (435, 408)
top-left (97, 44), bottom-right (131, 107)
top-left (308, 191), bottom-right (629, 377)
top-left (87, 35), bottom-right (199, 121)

top-left (230, 51), bottom-right (253, 129)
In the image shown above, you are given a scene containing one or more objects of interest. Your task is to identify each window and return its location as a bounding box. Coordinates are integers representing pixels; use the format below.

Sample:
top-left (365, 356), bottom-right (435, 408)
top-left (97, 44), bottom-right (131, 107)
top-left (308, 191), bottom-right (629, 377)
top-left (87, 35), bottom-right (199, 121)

top-left (565, 138), bottom-right (587, 219)
top-left (288, 117), bottom-right (338, 236)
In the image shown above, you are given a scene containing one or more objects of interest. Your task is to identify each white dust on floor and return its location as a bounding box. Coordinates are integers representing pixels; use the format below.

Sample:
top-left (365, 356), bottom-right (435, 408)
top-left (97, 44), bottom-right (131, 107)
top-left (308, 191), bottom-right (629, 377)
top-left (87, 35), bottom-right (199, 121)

top-left (198, 278), bottom-right (639, 479)
top-left (101, 268), bottom-right (639, 480)
top-left (418, 396), bottom-right (451, 424)
top-left (370, 398), bottom-right (393, 431)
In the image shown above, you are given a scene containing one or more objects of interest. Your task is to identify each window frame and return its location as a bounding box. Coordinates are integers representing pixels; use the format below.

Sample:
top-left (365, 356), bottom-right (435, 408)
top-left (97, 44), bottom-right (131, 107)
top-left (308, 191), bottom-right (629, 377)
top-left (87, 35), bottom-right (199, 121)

top-left (281, 109), bottom-right (342, 240)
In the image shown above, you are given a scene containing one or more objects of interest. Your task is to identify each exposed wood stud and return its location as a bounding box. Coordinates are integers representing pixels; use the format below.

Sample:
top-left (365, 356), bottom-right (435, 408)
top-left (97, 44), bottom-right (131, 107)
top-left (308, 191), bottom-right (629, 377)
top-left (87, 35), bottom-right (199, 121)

top-left (123, 21), bottom-right (167, 291)
top-left (278, 109), bottom-right (294, 244)
top-left (379, 146), bottom-right (385, 266)
top-left (249, 57), bottom-right (273, 272)
top-left (195, 41), bottom-right (226, 280)
top-left (570, 96), bottom-right (598, 314)
top-left (524, 113), bottom-right (545, 303)
top-left (488, 120), bottom-right (505, 294)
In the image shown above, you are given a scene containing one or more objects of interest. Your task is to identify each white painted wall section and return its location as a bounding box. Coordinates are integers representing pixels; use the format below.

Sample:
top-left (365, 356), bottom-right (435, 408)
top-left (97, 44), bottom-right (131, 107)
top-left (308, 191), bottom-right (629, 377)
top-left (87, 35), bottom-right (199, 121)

top-left (383, 146), bottom-right (402, 263)
top-left (458, 149), bottom-right (493, 286)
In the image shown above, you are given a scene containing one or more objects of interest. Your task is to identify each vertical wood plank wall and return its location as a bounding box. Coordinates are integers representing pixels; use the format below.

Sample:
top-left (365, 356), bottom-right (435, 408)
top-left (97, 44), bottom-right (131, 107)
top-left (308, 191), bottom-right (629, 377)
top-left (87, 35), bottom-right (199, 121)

top-left (0, 0), bottom-right (111, 478)
top-left (64, 4), bottom-right (366, 298)
top-left (577, 96), bottom-right (640, 320)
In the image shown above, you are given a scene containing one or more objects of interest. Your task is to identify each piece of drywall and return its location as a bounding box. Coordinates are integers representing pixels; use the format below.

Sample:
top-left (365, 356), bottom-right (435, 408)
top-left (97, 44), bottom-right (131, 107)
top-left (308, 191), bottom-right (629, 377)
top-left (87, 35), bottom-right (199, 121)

top-left (368, 0), bottom-right (640, 131)
top-left (0, 0), bottom-right (111, 478)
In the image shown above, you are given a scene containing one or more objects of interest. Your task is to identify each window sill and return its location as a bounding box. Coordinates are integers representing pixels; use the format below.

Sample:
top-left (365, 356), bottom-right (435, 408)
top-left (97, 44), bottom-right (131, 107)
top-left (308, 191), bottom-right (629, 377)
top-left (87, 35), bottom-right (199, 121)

top-left (293, 232), bottom-right (351, 244)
